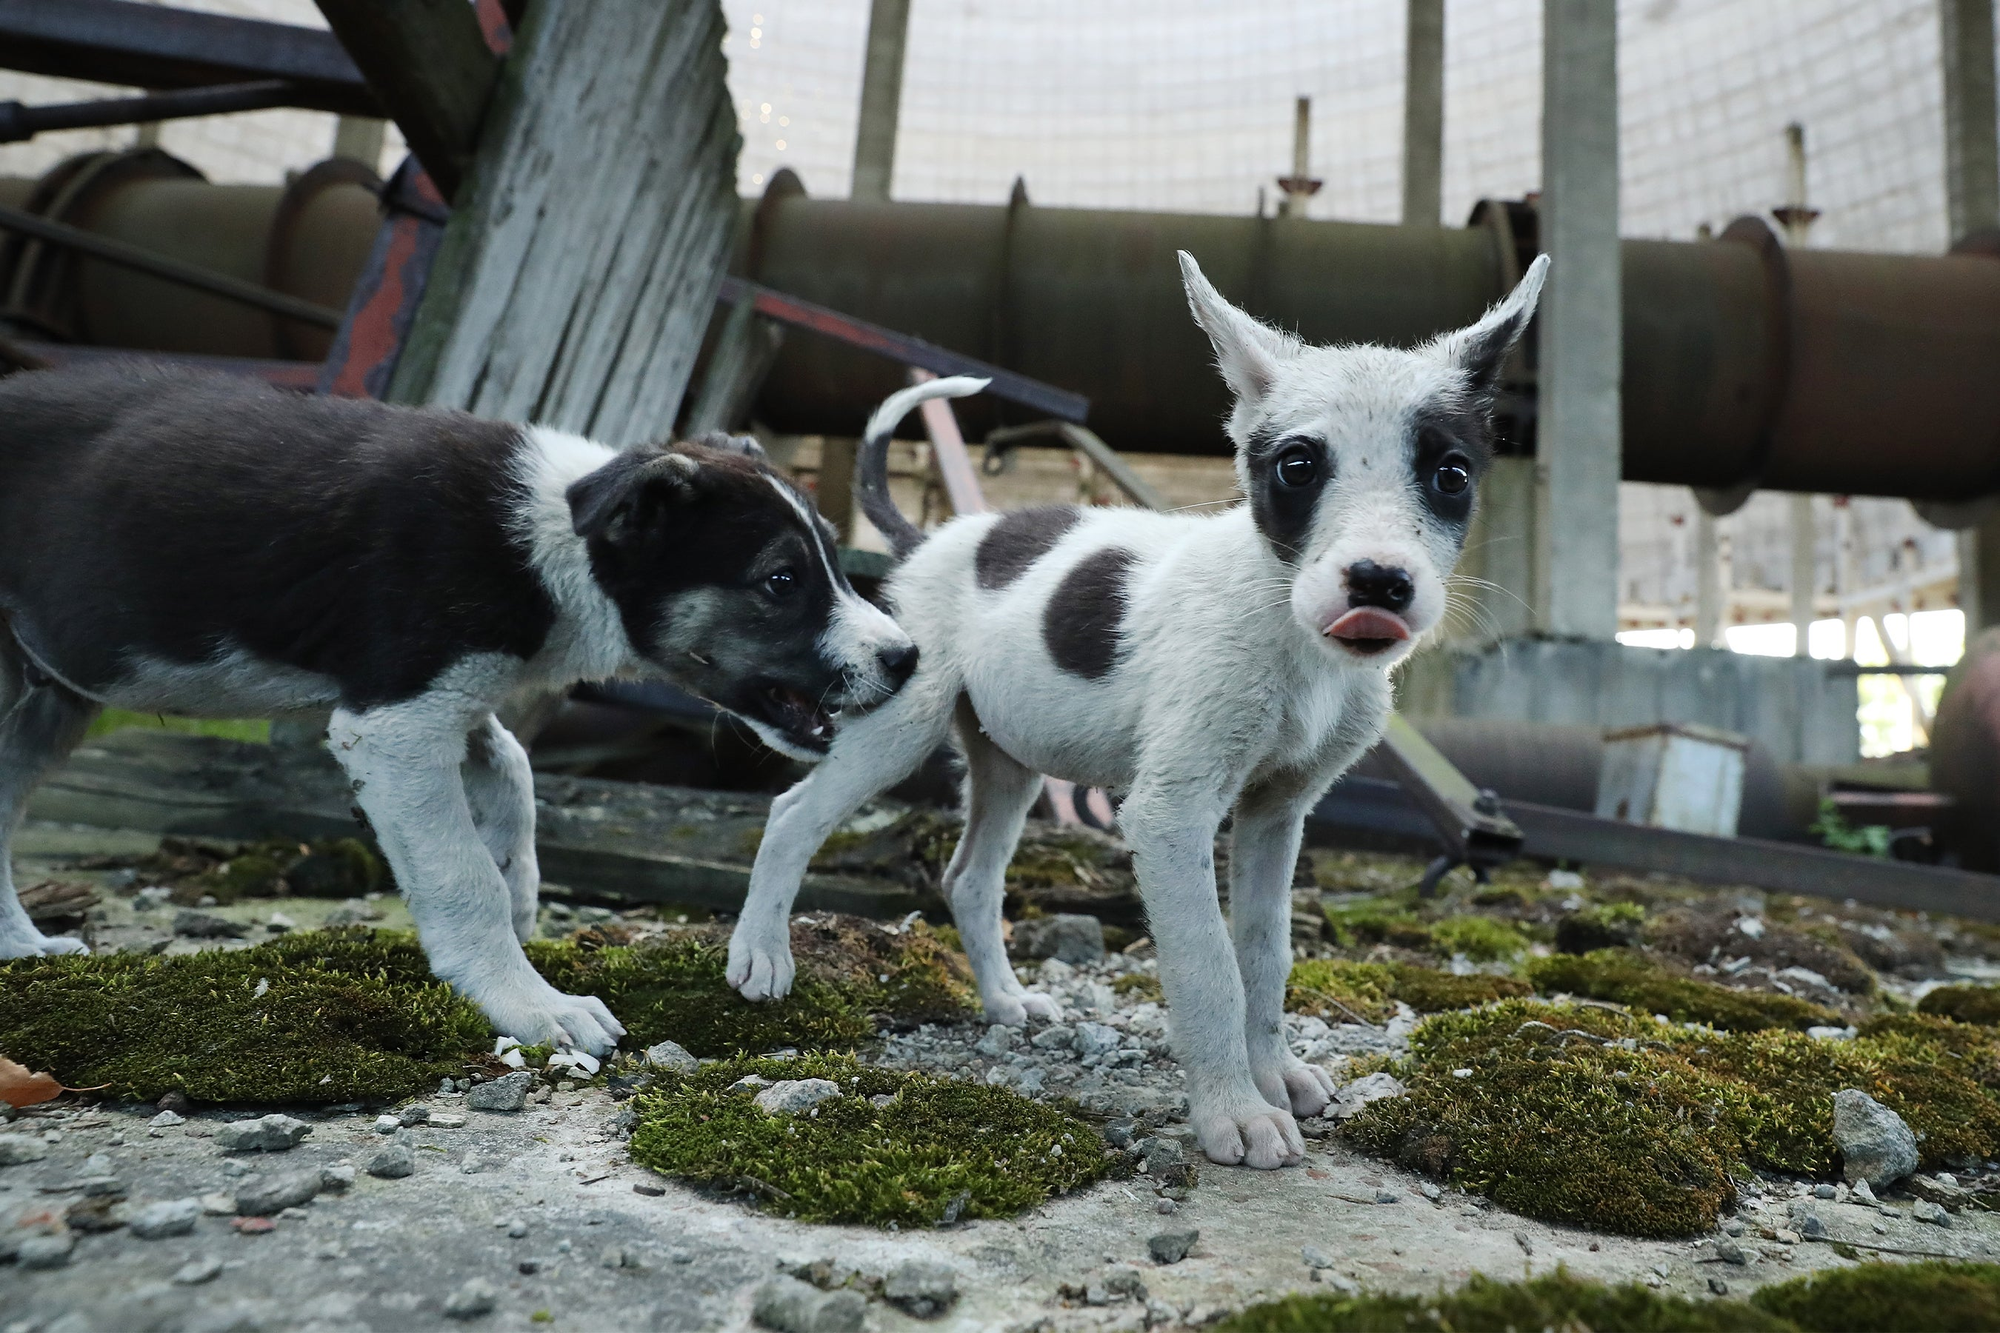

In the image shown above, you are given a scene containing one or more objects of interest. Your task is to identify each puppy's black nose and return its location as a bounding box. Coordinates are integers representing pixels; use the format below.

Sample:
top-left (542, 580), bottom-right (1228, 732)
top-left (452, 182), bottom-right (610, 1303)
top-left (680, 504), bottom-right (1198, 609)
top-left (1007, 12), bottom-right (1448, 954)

top-left (878, 642), bottom-right (920, 688)
top-left (1346, 560), bottom-right (1414, 613)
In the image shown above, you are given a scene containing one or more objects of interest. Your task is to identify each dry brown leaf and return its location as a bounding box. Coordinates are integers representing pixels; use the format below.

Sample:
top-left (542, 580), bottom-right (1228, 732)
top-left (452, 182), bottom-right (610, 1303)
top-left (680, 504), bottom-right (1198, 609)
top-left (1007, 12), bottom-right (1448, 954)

top-left (0, 1054), bottom-right (62, 1108)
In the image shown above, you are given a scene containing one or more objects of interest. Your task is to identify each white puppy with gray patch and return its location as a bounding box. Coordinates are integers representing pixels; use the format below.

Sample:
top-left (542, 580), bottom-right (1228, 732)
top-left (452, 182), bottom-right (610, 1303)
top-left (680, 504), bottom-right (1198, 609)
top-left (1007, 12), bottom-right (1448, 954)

top-left (728, 251), bottom-right (1547, 1168)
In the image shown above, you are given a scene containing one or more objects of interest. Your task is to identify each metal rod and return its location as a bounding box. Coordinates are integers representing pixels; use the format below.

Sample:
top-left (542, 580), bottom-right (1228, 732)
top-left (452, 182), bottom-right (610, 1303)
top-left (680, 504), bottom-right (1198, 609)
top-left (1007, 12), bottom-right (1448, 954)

top-left (985, 420), bottom-right (1168, 512)
top-left (0, 80), bottom-right (299, 144)
top-left (716, 274), bottom-right (1089, 423)
top-left (0, 203), bottom-right (342, 329)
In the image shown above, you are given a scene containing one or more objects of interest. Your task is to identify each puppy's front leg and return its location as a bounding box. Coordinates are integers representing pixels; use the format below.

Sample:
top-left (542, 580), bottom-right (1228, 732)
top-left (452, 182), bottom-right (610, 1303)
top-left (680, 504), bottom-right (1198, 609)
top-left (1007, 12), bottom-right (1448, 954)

top-left (328, 703), bottom-right (623, 1054)
top-left (462, 714), bottom-right (540, 944)
top-left (1231, 777), bottom-right (1336, 1119)
top-left (1123, 784), bottom-right (1304, 1170)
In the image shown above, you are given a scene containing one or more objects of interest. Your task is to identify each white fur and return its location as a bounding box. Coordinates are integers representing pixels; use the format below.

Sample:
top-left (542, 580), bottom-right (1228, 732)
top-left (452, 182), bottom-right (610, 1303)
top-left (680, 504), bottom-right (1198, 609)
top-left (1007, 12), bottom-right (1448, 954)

top-left (728, 257), bottom-right (1546, 1170)
top-left (511, 425), bottom-right (645, 686)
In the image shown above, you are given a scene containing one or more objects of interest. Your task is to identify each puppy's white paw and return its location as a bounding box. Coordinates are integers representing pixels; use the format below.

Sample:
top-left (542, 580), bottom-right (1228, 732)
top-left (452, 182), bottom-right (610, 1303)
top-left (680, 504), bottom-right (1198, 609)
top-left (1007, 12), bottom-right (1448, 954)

top-left (480, 980), bottom-right (625, 1056)
top-left (1256, 1059), bottom-right (1336, 1118)
top-left (1017, 990), bottom-right (1062, 1023)
top-left (726, 922), bottom-right (796, 1002)
top-left (1194, 1100), bottom-right (1305, 1170)
top-left (0, 931), bottom-right (89, 959)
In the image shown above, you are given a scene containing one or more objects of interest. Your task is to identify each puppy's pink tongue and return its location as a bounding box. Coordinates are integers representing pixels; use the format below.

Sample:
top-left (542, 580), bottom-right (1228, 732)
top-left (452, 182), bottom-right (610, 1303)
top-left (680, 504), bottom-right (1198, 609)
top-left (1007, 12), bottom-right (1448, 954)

top-left (1323, 607), bottom-right (1411, 649)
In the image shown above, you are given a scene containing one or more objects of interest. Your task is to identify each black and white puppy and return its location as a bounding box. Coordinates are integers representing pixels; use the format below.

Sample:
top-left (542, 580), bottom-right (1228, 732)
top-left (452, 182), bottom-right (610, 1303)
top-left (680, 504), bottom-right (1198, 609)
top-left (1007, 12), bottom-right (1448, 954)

top-left (0, 367), bottom-right (915, 1053)
top-left (727, 253), bottom-right (1548, 1167)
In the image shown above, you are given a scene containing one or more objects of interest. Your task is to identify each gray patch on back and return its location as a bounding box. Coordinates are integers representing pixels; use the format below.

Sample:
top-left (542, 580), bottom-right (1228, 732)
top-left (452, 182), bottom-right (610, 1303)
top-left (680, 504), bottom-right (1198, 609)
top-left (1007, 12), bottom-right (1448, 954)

top-left (1043, 547), bottom-right (1136, 679)
top-left (975, 506), bottom-right (1081, 590)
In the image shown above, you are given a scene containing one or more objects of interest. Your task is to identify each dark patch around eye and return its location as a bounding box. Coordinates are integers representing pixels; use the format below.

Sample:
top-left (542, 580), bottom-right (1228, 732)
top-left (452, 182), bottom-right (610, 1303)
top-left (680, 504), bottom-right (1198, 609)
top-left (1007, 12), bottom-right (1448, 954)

top-left (976, 505), bottom-right (1082, 590)
top-left (1410, 405), bottom-right (1493, 528)
top-left (1043, 547), bottom-right (1136, 679)
top-left (1245, 429), bottom-right (1328, 564)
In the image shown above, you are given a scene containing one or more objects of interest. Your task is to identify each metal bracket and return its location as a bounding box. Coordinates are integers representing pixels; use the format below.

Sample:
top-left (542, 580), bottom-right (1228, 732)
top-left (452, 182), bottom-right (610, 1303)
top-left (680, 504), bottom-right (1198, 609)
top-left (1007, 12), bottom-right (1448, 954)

top-left (1372, 715), bottom-right (1524, 896)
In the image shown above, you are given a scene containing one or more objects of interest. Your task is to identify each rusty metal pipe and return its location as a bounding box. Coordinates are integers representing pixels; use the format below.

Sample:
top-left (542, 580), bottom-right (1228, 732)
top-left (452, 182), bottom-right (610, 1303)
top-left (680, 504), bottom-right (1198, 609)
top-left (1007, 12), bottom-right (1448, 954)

top-left (7, 152), bottom-right (2000, 502)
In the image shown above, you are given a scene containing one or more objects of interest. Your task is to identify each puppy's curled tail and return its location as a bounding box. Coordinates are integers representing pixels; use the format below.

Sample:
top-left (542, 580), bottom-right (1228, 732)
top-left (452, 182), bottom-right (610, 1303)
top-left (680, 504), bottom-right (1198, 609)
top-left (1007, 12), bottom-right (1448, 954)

top-left (855, 376), bottom-right (990, 558)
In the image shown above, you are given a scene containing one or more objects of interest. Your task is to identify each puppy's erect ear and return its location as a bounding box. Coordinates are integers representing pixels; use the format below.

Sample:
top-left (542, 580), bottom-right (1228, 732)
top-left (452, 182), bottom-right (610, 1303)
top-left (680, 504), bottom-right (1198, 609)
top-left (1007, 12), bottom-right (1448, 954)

top-left (687, 430), bottom-right (766, 461)
top-left (1177, 250), bottom-right (1300, 404)
top-left (567, 446), bottom-right (701, 543)
top-left (1435, 253), bottom-right (1549, 398)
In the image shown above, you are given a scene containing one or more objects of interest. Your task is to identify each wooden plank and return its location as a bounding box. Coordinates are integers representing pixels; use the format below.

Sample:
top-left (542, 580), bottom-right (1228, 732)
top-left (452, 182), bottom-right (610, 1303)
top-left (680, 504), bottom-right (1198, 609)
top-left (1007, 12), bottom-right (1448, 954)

top-left (312, 0), bottom-right (500, 202)
top-left (27, 731), bottom-right (921, 919)
top-left (390, 0), bottom-right (740, 445)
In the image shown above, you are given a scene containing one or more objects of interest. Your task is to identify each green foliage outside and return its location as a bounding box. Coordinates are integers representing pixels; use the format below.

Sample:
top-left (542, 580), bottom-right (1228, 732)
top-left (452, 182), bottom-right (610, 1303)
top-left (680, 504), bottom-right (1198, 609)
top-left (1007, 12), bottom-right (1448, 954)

top-left (85, 709), bottom-right (270, 744)
top-left (1810, 798), bottom-right (1891, 859)
top-left (1214, 1264), bottom-right (2000, 1333)
top-left (628, 1054), bottom-right (1123, 1227)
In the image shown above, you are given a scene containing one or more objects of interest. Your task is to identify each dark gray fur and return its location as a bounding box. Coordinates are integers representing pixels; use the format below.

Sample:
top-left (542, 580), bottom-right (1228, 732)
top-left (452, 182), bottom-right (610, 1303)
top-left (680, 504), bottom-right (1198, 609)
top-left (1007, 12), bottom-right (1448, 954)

top-left (1042, 547), bottom-right (1137, 679)
top-left (975, 505), bottom-right (1081, 590)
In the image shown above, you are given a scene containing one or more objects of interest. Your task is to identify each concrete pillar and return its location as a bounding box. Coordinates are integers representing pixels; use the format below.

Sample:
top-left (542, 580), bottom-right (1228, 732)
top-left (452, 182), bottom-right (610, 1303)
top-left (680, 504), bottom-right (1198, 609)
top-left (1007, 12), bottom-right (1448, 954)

top-left (1401, 0), bottom-right (1445, 226)
top-left (1790, 493), bottom-right (1816, 656)
top-left (1942, 0), bottom-right (2000, 632)
top-left (333, 116), bottom-right (388, 170)
top-left (1534, 0), bottom-right (1622, 639)
top-left (851, 0), bottom-right (912, 203)
top-left (1693, 506), bottom-right (1723, 648)
top-left (1455, 455), bottom-right (1538, 645)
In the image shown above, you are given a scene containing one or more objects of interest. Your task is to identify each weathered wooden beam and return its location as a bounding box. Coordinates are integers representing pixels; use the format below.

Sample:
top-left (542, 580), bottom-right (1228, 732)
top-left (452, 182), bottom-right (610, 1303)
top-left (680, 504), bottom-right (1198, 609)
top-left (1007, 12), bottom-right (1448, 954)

top-left (388, 0), bottom-right (741, 444)
top-left (27, 730), bottom-right (921, 919)
top-left (312, 0), bottom-right (500, 202)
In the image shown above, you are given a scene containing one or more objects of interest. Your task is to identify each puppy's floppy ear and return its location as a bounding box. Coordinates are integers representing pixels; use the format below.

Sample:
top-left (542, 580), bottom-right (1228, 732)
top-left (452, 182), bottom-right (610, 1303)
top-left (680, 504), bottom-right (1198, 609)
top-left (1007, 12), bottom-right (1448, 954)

top-left (1436, 252), bottom-right (1549, 398)
top-left (567, 446), bottom-right (701, 543)
top-left (687, 430), bottom-right (766, 461)
top-left (1177, 249), bottom-right (1300, 404)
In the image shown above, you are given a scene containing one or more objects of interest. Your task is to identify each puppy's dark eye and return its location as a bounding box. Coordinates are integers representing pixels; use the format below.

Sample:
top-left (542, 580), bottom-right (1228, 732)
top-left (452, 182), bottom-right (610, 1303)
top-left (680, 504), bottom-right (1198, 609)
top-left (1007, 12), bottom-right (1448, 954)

top-left (764, 568), bottom-right (798, 598)
top-left (1274, 448), bottom-right (1317, 489)
top-left (1433, 460), bottom-right (1471, 496)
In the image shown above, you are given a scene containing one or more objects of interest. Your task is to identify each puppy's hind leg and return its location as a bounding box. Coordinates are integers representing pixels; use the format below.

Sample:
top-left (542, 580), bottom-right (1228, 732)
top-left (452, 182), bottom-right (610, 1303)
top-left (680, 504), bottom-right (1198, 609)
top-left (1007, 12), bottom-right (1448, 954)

top-left (463, 713), bottom-right (540, 944)
top-left (0, 652), bottom-right (101, 958)
top-left (728, 679), bottom-right (956, 1002)
top-left (945, 698), bottom-right (1058, 1026)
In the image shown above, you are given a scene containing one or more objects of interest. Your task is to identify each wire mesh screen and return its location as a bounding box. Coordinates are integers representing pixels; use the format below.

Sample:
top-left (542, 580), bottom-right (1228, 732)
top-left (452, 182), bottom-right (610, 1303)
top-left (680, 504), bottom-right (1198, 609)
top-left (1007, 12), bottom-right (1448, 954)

top-left (725, 0), bottom-right (1967, 252)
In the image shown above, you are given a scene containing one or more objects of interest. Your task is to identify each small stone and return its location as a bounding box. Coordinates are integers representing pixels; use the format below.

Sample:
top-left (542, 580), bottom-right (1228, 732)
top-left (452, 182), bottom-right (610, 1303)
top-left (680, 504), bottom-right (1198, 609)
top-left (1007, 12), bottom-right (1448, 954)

top-left (754, 1079), bottom-right (844, 1116)
top-left (1011, 913), bottom-right (1106, 964)
top-left (129, 1197), bottom-right (203, 1239)
top-left (65, 1196), bottom-right (124, 1233)
top-left (429, 1112), bottom-right (468, 1129)
top-left (1148, 1229), bottom-right (1198, 1264)
top-left (1914, 1199), bottom-right (1952, 1227)
top-left (443, 1277), bottom-right (498, 1320)
top-left (1832, 1088), bottom-right (1919, 1189)
top-left (1725, 1219), bottom-right (1747, 1235)
top-left (1420, 1182), bottom-right (1443, 1202)
top-left (1798, 1214), bottom-right (1828, 1240)
top-left (1910, 1175), bottom-right (1973, 1210)
top-left (149, 1109), bottom-right (185, 1129)
top-left (507, 1219), bottom-right (529, 1238)
top-left (633, 1181), bottom-right (667, 1197)
top-left (883, 1258), bottom-right (959, 1317)
top-left (975, 1024), bottom-right (1017, 1057)
top-left (215, 1113), bottom-right (311, 1154)
top-left (173, 909), bottom-right (248, 938)
top-left (235, 1168), bottom-right (321, 1216)
top-left (373, 1114), bottom-right (401, 1135)
top-left (1851, 1179), bottom-right (1878, 1206)
top-left (1301, 1245), bottom-right (1333, 1269)
top-left (173, 1256), bottom-right (224, 1285)
top-left (1714, 1237), bottom-right (1747, 1265)
top-left (1814, 1183), bottom-right (1838, 1199)
top-left (643, 1040), bottom-right (699, 1073)
top-left (399, 1105), bottom-right (432, 1127)
top-left (1074, 1023), bottom-right (1122, 1063)
top-left (320, 1165), bottom-right (356, 1193)
top-left (1031, 1025), bottom-right (1076, 1052)
top-left (366, 1143), bottom-right (416, 1179)
top-left (467, 1071), bottom-right (533, 1113)
top-left (157, 1091), bottom-right (192, 1114)
top-left (1775, 1229), bottom-right (1800, 1245)
top-left (1708, 1277), bottom-right (1730, 1296)
top-left (752, 1276), bottom-right (867, 1333)
top-left (1156, 1198), bottom-right (1177, 1214)
top-left (17, 1232), bottom-right (75, 1268)
top-left (0, 1134), bottom-right (48, 1166)
top-left (1374, 1190), bottom-right (1399, 1205)
top-left (200, 1192), bottom-right (236, 1215)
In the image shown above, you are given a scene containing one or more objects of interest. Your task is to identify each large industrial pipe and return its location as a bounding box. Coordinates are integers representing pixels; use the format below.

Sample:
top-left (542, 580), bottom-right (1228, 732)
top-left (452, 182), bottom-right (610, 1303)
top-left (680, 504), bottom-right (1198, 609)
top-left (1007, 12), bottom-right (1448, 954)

top-left (6, 151), bottom-right (2000, 501)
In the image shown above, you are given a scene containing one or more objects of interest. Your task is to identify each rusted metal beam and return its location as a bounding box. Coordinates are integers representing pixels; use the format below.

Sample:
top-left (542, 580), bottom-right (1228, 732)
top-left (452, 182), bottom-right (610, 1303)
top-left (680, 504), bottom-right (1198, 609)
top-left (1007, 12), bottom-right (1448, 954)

top-left (311, 0), bottom-right (501, 203)
top-left (0, 202), bottom-right (342, 329)
top-left (0, 0), bottom-right (376, 117)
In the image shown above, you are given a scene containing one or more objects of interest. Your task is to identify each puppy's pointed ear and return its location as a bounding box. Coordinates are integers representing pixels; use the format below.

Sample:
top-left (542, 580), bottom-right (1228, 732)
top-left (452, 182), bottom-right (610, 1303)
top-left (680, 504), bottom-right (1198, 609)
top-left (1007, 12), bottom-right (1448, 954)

top-left (567, 447), bottom-right (701, 543)
top-left (1437, 252), bottom-right (1549, 398)
top-left (1178, 250), bottom-right (1299, 404)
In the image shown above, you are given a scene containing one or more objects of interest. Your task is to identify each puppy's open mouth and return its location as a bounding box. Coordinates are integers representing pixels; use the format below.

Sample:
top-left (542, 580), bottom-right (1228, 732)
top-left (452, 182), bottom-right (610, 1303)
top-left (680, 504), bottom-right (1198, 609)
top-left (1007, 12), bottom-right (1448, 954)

top-left (757, 684), bottom-right (837, 751)
top-left (1323, 607), bottom-right (1411, 656)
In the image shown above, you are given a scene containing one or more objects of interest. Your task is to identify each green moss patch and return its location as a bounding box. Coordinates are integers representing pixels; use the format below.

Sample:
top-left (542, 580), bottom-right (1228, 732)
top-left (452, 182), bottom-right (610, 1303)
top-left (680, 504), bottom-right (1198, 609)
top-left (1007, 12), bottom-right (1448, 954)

top-left (628, 1054), bottom-right (1121, 1226)
top-left (1528, 949), bottom-right (1840, 1031)
top-left (1750, 1261), bottom-right (2000, 1331)
top-left (1286, 959), bottom-right (1529, 1023)
top-left (1342, 1000), bottom-right (2000, 1236)
top-left (1919, 984), bottom-right (2000, 1027)
top-left (1214, 1270), bottom-right (1790, 1333)
top-left (527, 918), bottom-right (972, 1057)
top-left (1428, 915), bottom-right (1531, 962)
top-left (0, 929), bottom-right (487, 1104)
